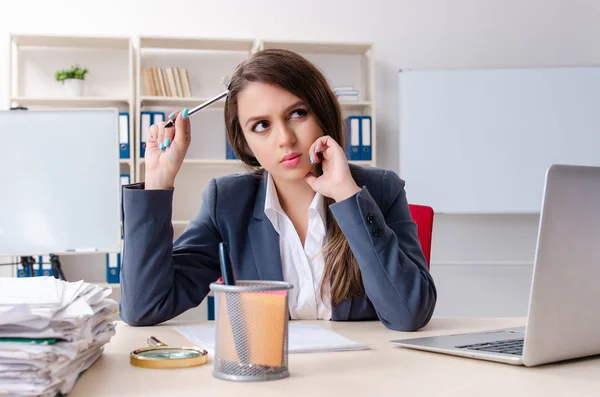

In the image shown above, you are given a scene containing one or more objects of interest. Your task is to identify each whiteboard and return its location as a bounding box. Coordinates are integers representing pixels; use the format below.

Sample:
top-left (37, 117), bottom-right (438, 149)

top-left (0, 109), bottom-right (122, 256)
top-left (399, 66), bottom-right (600, 213)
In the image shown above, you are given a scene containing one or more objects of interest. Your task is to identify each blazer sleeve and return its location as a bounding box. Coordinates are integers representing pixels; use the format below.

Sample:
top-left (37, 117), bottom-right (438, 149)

top-left (329, 170), bottom-right (437, 331)
top-left (119, 178), bottom-right (222, 326)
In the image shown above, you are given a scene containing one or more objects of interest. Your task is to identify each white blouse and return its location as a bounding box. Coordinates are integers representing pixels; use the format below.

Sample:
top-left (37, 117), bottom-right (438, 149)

top-left (263, 172), bottom-right (332, 320)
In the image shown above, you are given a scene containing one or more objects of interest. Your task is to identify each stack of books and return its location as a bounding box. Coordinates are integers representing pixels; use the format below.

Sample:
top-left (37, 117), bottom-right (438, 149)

top-left (0, 277), bottom-right (118, 397)
top-left (332, 86), bottom-right (359, 102)
top-left (141, 67), bottom-right (192, 98)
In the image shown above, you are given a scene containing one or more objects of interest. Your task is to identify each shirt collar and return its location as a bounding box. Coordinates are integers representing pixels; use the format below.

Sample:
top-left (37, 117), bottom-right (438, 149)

top-left (264, 172), bottom-right (326, 233)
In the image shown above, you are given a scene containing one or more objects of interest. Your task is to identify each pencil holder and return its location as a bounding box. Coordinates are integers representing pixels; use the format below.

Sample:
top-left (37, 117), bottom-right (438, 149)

top-left (209, 280), bottom-right (293, 382)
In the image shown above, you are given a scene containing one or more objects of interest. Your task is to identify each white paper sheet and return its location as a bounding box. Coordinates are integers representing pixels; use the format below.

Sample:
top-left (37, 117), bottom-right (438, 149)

top-left (176, 323), bottom-right (369, 354)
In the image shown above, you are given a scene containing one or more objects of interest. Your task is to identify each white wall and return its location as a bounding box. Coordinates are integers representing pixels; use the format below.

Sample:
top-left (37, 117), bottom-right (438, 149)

top-left (1, 0), bottom-right (599, 317)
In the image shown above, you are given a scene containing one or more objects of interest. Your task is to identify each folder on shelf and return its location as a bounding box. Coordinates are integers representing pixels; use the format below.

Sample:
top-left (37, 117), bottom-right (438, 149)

top-left (16, 262), bottom-right (33, 278)
top-left (140, 112), bottom-right (152, 158)
top-left (38, 255), bottom-right (53, 277)
top-left (34, 256), bottom-right (42, 276)
top-left (118, 112), bottom-right (130, 159)
top-left (106, 252), bottom-right (121, 284)
top-left (360, 116), bottom-right (372, 161)
top-left (120, 173), bottom-right (130, 186)
top-left (16, 263), bottom-right (25, 278)
top-left (152, 112), bottom-right (165, 125)
top-left (346, 116), bottom-right (361, 161)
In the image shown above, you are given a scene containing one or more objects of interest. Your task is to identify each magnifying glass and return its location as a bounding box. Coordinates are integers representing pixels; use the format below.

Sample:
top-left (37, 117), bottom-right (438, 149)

top-left (130, 336), bottom-right (208, 369)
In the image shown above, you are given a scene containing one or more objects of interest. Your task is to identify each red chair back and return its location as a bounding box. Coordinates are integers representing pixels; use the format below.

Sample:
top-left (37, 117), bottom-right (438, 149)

top-left (408, 204), bottom-right (434, 269)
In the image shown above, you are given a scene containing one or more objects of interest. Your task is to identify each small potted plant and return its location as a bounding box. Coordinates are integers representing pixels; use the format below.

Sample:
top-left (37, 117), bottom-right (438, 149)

top-left (55, 64), bottom-right (88, 97)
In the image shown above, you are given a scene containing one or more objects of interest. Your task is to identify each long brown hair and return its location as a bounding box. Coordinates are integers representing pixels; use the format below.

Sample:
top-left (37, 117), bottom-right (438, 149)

top-left (224, 49), bottom-right (364, 305)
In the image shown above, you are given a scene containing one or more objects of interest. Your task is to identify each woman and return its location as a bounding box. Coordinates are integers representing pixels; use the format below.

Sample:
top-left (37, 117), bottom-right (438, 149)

top-left (120, 49), bottom-right (437, 331)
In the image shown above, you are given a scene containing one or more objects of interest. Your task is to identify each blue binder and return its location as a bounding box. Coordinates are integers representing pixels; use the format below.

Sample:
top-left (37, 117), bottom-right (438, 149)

top-left (346, 116), bottom-right (361, 160)
top-left (35, 256), bottom-right (43, 276)
top-left (360, 116), bottom-right (372, 161)
top-left (120, 173), bottom-right (130, 186)
top-left (119, 112), bottom-right (130, 159)
top-left (17, 261), bottom-right (34, 277)
top-left (140, 112), bottom-right (152, 158)
top-left (38, 255), bottom-right (53, 277)
top-left (152, 112), bottom-right (165, 126)
top-left (106, 252), bottom-right (121, 284)
top-left (16, 263), bottom-right (26, 277)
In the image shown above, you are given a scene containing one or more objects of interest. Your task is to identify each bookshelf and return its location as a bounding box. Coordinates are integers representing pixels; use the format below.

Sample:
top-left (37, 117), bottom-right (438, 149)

top-left (8, 34), bottom-right (136, 179)
top-left (6, 35), bottom-right (376, 320)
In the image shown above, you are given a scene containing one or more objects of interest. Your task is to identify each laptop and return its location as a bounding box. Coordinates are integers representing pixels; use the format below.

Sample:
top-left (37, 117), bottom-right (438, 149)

top-left (391, 164), bottom-right (600, 366)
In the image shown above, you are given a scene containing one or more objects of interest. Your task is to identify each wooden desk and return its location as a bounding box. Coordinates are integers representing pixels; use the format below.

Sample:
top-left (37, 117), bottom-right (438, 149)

top-left (70, 318), bottom-right (599, 397)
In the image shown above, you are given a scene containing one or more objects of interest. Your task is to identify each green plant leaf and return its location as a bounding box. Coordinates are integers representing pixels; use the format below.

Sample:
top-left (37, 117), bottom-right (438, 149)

top-left (55, 64), bottom-right (88, 82)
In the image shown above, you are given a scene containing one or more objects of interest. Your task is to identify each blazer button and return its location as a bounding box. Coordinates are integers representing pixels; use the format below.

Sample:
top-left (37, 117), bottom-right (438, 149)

top-left (372, 227), bottom-right (382, 236)
top-left (367, 214), bottom-right (375, 224)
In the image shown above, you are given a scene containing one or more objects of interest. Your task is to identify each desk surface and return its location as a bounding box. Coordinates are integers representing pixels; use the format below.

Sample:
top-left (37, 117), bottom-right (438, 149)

top-left (71, 318), bottom-right (599, 397)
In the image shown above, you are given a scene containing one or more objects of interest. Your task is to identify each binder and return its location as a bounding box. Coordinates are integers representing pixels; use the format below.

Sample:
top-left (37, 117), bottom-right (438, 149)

top-left (17, 261), bottom-right (33, 277)
top-left (16, 263), bottom-right (25, 278)
top-left (106, 252), bottom-right (121, 284)
top-left (140, 112), bottom-right (152, 158)
top-left (120, 173), bottom-right (130, 186)
top-left (360, 116), bottom-right (372, 161)
top-left (118, 112), bottom-right (130, 159)
top-left (38, 255), bottom-right (53, 277)
top-left (346, 116), bottom-right (361, 161)
top-left (152, 112), bottom-right (165, 125)
top-left (150, 112), bottom-right (165, 155)
top-left (35, 256), bottom-right (43, 276)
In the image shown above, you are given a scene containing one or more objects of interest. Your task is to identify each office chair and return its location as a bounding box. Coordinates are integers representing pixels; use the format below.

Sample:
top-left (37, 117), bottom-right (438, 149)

top-left (408, 204), bottom-right (434, 269)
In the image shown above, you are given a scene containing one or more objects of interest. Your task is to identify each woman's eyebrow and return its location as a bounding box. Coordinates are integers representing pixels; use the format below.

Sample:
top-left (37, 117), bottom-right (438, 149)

top-left (244, 100), bottom-right (306, 128)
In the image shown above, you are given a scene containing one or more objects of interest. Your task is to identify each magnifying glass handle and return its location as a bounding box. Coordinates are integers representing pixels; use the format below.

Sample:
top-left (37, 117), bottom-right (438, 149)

top-left (147, 336), bottom-right (167, 347)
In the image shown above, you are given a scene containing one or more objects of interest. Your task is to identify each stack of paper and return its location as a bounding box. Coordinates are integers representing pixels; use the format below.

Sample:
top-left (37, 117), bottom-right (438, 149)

top-left (176, 323), bottom-right (370, 354)
top-left (0, 277), bottom-right (118, 397)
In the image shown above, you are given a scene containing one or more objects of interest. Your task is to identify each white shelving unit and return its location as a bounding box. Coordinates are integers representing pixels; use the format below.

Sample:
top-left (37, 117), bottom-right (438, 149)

top-left (8, 33), bottom-right (136, 177)
top-left (6, 35), bottom-right (376, 312)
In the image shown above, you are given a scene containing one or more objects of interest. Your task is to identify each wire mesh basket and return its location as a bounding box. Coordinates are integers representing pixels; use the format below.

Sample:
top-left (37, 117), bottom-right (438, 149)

top-left (209, 280), bottom-right (293, 382)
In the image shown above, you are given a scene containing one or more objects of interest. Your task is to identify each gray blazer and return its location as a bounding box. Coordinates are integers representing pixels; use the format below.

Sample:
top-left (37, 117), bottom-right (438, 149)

top-left (119, 164), bottom-right (437, 331)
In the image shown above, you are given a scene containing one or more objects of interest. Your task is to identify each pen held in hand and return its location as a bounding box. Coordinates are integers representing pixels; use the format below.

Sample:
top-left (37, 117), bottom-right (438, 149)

top-left (164, 90), bottom-right (229, 128)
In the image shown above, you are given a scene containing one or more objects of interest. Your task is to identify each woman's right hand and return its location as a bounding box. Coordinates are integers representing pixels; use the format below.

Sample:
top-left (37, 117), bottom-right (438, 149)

top-left (144, 109), bottom-right (191, 190)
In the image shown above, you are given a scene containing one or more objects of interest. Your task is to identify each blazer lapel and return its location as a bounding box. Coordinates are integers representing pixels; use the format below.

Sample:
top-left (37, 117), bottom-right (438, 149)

top-left (248, 171), bottom-right (284, 282)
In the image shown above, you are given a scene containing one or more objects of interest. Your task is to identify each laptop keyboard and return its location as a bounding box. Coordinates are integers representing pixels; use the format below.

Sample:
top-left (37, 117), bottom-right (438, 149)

top-left (456, 338), bottom-right (524, 355)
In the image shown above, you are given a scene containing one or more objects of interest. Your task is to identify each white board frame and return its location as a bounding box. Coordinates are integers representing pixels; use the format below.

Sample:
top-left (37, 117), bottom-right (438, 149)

top-left (399, 66), bottom-right (600, 214)
top-left (0, 108), bottom-right (122, 256)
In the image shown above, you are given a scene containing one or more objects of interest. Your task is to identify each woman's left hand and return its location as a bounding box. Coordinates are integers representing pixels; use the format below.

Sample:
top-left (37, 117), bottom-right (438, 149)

top-left (304, 136), bottom-right (361, 202)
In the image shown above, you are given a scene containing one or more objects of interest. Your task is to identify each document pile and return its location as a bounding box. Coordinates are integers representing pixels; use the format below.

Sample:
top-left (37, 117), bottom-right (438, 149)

top-left (0, 277), bottom-right (118, 397)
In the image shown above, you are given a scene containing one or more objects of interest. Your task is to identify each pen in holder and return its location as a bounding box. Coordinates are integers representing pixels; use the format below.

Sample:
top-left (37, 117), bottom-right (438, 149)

top-left (209, 279), bottom-right (293, 382)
